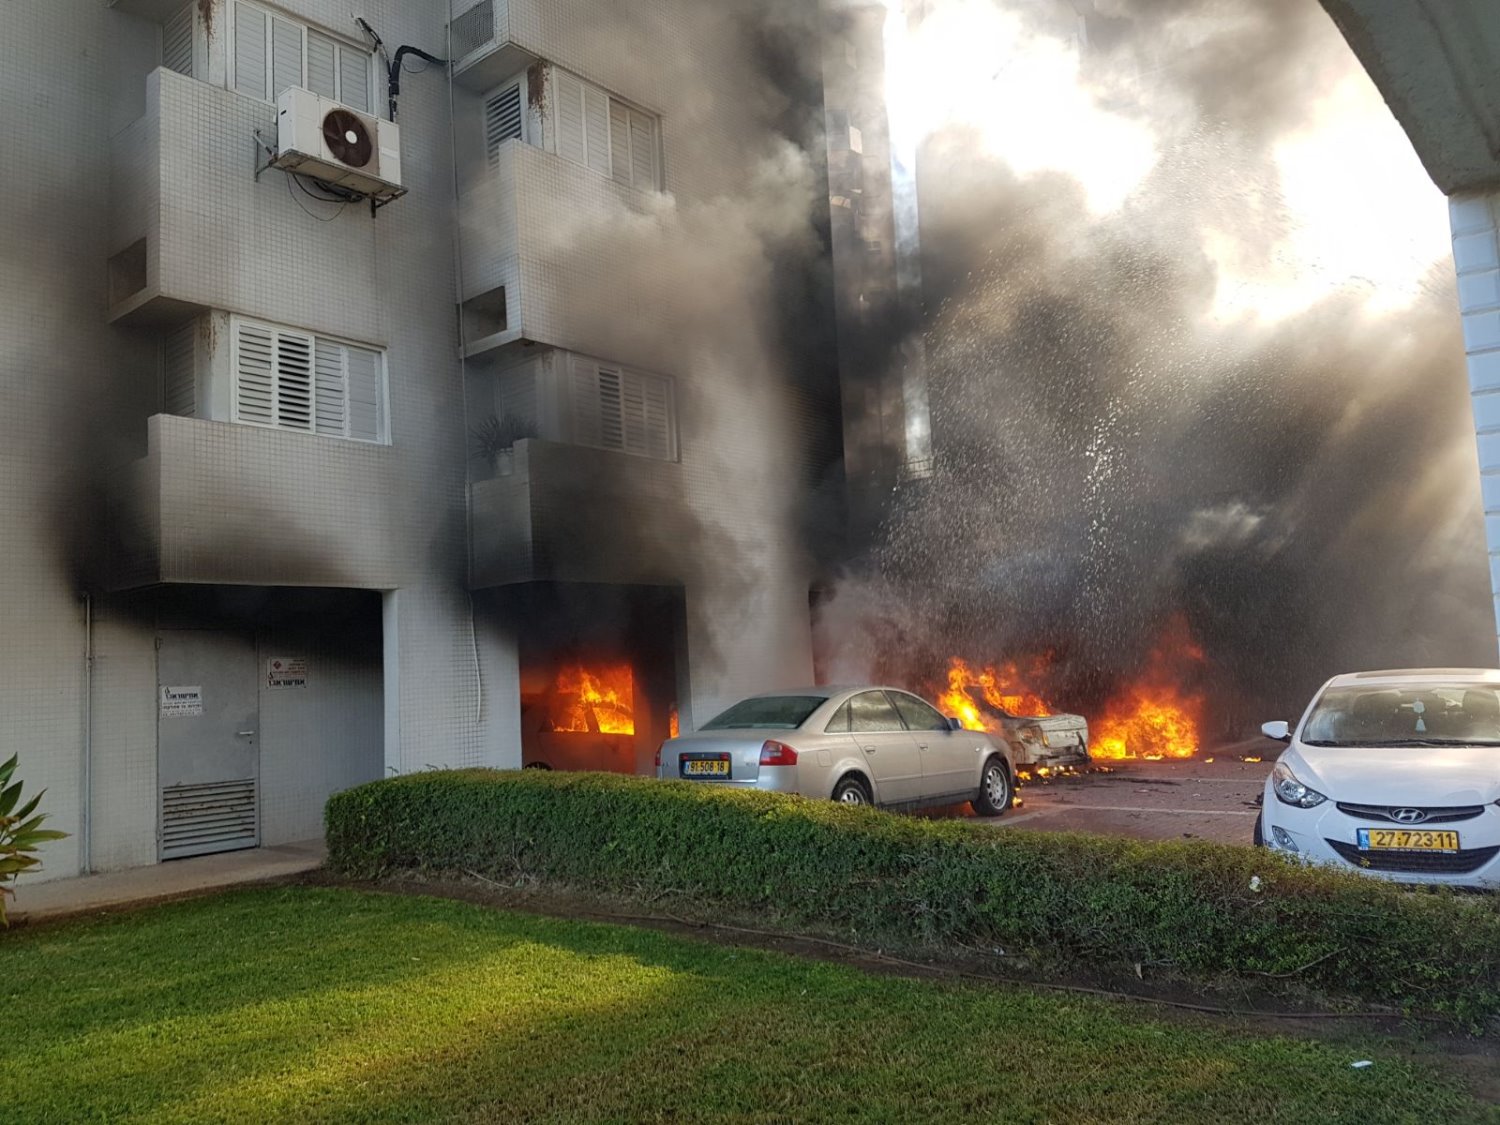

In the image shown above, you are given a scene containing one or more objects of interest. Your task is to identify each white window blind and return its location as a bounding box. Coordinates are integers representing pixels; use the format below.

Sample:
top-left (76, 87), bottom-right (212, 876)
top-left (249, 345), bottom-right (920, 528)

top-left (553, 69), bottom-right (656, 187)
top-left (484, 81), bottom-right (524, 164)
top-left (162, 4), bottom-right (194, 77)
top-left (567, 354), bottom-right (675, 462)
top-left (233, 319), bottom-right (387, 443)
top-left (232, 1), bottom-right (373, 111)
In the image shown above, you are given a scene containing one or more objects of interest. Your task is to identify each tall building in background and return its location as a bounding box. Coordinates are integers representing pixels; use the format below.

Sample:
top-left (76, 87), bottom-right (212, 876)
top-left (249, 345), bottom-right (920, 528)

top-left (0, 0), bottom-right (828, 878)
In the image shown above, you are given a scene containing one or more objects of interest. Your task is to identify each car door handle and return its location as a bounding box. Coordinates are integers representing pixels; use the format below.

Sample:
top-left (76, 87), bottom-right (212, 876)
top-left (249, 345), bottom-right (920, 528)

top-left (917, 744), bottom-right (929, 751)
top-left (861, 744), bottom-right (876, 753)
top-left (237, 730), bottom-right (256, 737)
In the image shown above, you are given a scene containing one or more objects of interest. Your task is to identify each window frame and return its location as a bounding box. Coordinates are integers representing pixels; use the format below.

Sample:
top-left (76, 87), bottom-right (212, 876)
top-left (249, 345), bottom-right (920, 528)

top-left (229, 316), bottom-right (390, 445)
top-left (890, 692), bottom-right (950, 732)
top-left (482, 73), bottom-right (530, 167)
top-left (227, 0), bottom-right (377, 114)
top-left (565, 353), bottom-right (678, 463)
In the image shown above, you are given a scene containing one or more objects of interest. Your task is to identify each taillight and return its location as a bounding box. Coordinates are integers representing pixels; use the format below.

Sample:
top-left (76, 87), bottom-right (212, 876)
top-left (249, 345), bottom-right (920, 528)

top-left (654, 745), bottom-right (663, 769)
top-left (759, 740), bottom-right (798, 766)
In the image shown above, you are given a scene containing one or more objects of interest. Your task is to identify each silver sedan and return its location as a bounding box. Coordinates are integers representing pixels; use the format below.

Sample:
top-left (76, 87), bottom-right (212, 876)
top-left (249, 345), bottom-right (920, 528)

top-left (656, 686), bottom-right (1015, 815)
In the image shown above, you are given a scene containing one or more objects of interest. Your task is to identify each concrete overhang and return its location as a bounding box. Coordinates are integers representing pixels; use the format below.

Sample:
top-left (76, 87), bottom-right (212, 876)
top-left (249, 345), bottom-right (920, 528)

top-left (1320, 0), bottom-right (1500, 194)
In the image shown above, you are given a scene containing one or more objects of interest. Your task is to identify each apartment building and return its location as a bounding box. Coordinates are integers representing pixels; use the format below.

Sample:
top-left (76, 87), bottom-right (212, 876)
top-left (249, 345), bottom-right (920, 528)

top-left (1, 0), bottom-right (833, 878)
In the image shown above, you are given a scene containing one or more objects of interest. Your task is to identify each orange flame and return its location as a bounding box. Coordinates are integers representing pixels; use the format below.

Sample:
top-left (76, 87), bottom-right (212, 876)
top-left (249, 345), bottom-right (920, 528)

top-left (1089, 618), bottom-right (1204, 760)
top-left (936, 657), bottom-right (1053, 731)
top-left (930, 616), bottom-right (1205, 759)
top-left (668, 705), bottom-right (680, 739)
top-left (553, 664), bottom-right (635, 735)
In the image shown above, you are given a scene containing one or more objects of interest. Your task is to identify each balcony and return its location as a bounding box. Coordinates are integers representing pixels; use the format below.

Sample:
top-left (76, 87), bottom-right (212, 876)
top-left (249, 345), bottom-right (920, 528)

top-left (108, 415), bottom-right (402, 591)
top-left (107, 68), bottom-right (381, 344)
top-left (470, 439), bottom-right (692, 588)
top-left (458, 141), bottom-right (688, 375)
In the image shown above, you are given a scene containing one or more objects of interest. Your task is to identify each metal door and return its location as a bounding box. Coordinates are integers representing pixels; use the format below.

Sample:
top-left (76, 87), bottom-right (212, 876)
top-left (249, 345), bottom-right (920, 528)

top-left (845, 690), bottom-right (925, 803)
top-left (157, 631), bottom-right (260, 860)
top-left (890, 691), bottom-right (982, 798)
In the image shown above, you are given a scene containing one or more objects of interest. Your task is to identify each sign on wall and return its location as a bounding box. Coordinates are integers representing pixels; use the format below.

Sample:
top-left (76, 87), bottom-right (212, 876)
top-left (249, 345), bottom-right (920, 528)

top-left (266, 656), bottom-right (308, 690)
top-left (160, 685), bottom-right (203, 717)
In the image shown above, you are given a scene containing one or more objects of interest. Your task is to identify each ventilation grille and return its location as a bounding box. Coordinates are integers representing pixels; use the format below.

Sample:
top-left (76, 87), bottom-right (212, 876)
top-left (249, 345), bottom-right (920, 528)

top-left (162, 4), bottom-right (194, 76)
top-left (161, 779), bottom-right (258, 860)
top-left (451, 0), bottom-right (494, 61)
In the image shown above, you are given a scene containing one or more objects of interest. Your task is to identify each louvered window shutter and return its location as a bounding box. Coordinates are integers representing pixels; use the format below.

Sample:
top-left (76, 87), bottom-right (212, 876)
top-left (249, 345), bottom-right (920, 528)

top-left (596, 367), bottom-right (625, 450)
top-left (346, 346), bottom-right (384, 442)
top-left (162, 5), bottom-right (194, 77)
top-left (274, 331), bottom-right (314, 431)
top-left (485, 83), bottom-right (524, 164)
top-left (555, 71), bottom-right (587, 167)
top-left (306, 30), bottom-right (337, 100)
top-left (629, 111), bottom-right (657, 189)
top-left (313, 338), bottom-right (347, 437)
top-left (583, 84), bottom-right (611, 176)
top-left (234, 322), bottom-right (276, 426)
top-left (340, 47), bottom-right (372, 113)
top-left (270, 15), bottom-right (303, 98)
top-left (620, 369), bottom-right (647, 454)
top-left (609, 101), bottom-right (631, 185)
top-left (162, 322), bottom-right (197, 417)
top-left (233, 2), bottom-right (268, 101)
top-left (642, 373), bottom-right (672, 459)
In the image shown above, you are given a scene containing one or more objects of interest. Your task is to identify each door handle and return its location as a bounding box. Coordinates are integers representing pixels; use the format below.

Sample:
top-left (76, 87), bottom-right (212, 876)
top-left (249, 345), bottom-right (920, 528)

top-left (861, 744), bottom-right (876, 753)
top-left (237, 730), bottom-right (256, 737)
top-left (917, 744), bottom-right (929, 751)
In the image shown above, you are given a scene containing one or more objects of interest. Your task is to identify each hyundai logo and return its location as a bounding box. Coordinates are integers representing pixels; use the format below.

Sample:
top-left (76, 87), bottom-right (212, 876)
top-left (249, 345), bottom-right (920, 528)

top-left (1391, 808), bottom-right (1427, 824)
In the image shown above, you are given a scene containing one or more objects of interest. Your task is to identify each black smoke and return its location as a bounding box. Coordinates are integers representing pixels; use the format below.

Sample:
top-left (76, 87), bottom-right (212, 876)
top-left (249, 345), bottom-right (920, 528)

top-left (815, 0), bottom-right (1493, 734)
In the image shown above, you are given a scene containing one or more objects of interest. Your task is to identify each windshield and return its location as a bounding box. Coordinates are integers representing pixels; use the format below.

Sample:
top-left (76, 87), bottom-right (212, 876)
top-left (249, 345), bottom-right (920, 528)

top-left (1301, 684), bottom-right (1500, 747)
top-left (699, 695), bottom-right (825, 731)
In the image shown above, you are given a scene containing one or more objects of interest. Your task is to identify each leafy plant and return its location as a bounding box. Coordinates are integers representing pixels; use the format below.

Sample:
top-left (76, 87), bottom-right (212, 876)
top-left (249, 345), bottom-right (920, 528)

top-left (0, 754), bottom-right (68, 926)
top-left (469, 412), bottom-right (539, 470)
top-left (326, 769), bottom-right (1500, 1027)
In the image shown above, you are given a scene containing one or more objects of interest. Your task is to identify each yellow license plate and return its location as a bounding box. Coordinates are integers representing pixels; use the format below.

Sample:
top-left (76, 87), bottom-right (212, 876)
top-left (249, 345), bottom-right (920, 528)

top-left (1357, 828), bottom-right (1460, 853)
top-left (682, 759), bottom-right (729, 778)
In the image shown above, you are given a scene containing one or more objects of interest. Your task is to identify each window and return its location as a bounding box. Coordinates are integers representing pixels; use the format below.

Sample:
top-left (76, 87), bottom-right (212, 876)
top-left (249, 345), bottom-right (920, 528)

top-left (231, 1), bottom-right (373, 113)
top-left (700, 696), bottom-right (825, 731)
top-left (484, 80), bottom-right (525, 165)
top-left (231, 318), bottom-right (387, 443)
top-left (567, 354), bottom-right (676, 462)
top-left (891, 693), bottom-right (950, 732)
top-left (848, 692), bottom-right (906, 734)
top-left (162, 4), bottom-right (194, 77)
top-left (162, 321), bottom-right (197, 417)
top-left (552, 68), bottom-right (659, 190)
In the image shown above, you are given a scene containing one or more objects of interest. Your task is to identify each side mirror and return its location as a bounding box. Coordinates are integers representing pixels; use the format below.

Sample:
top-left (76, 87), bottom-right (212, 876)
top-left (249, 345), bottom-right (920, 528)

top-left (1261, 720), bottom-right (1291, 743)
top-left (946, 716), bottom-right (965, 732)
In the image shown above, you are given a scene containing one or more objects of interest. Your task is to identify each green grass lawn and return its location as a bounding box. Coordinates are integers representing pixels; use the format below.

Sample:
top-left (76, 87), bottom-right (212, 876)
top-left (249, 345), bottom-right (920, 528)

top-left (1, 887), bottom-right (1491, 1124)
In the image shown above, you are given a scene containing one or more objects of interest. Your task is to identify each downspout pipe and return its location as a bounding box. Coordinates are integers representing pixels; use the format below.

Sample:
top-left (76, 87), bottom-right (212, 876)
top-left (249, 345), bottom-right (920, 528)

top-left (81, 592), bottom-right (93, 875)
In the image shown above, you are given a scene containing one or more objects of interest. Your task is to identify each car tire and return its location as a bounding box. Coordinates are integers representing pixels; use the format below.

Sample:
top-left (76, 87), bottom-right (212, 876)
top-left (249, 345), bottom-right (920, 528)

top-left (1252, 812), bottom-right (1264, 847)
top-left (832, 775), bottom-right (871, 807)
top-left (523, 762), bottom-right (551, 771)
top-left (972, 757), bottom-right (1012, 818)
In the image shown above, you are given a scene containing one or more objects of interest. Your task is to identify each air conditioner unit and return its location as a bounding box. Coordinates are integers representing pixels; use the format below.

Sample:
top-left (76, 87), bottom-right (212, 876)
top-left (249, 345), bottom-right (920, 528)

top-left (273, 87), bottom-right (404, 201)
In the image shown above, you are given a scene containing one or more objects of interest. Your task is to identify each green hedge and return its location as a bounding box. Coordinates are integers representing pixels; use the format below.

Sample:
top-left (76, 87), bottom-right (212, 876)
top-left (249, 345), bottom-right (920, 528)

top-left (326, 769), bottom-right (1500, 1026)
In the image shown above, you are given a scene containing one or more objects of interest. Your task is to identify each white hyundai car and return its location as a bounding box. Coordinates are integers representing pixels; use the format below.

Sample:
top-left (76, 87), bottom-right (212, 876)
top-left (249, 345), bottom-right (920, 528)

top-left (1256, 669), bottom-right (1500, 888)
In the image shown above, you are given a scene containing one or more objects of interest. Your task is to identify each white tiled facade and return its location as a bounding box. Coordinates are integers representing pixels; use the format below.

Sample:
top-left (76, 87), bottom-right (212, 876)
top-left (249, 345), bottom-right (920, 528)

top-left (1, 0), bottom-right (822, 880)
top-left (1451, 194), bottom-right (1500, 648)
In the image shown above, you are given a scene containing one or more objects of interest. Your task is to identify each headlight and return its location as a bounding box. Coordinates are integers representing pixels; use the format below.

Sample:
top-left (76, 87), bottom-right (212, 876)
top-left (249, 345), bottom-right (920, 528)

top-left (1272, 762), bottom-right (1327, 809)
top-left (1019, 724), bottom-right (1043, 742)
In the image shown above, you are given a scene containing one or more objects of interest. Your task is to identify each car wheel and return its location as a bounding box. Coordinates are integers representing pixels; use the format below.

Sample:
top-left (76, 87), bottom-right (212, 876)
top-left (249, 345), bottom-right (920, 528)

top-left (523, 762), bottom-right (551, 771)
top-left (972, 757), bottom-right (1012, 818)
top-left (1252, 813), bottom-right (1264, 847)
top-left (832, 775), bottom-right (871, 807)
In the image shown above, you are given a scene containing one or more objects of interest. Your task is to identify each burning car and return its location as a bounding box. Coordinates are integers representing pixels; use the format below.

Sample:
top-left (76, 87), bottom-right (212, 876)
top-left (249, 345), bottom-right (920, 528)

top-left (1256, 669), bottom-right (1500, 889)
top-left (657, 686), bottom-right (1016, 815)
top-left (935, 658), bottom-right (1090, 768)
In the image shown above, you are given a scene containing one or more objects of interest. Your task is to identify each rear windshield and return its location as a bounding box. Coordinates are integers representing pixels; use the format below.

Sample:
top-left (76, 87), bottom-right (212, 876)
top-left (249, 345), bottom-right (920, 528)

top-left (699, 696), bottom-right (825, 731)
top-left (1302, 684), bottom-right (1500, 746)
